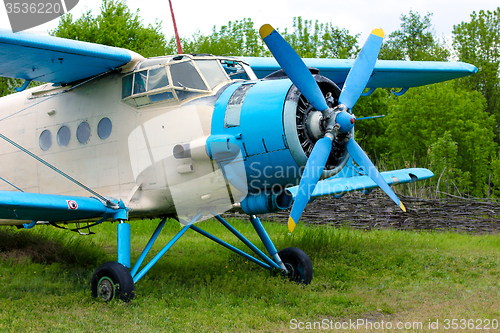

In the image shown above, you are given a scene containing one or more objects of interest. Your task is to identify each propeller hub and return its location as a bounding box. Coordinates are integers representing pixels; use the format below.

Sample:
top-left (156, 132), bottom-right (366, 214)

top-left (323, 105), bottom-right (355, 135)
top-left (335, 110), bottom-right (356, 134)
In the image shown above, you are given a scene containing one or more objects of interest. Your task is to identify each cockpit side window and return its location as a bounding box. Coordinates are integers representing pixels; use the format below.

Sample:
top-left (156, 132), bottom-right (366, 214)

top-left (148, 67), bottom-right (169, 91)
top-left (122, 74), bottom-right (133, 99)
top-left (170, 61), bottom-right (208, 90)
top-left (134, 70), bottom-right (147, 94)
top-left (195, 60), bottom-right (229, 89)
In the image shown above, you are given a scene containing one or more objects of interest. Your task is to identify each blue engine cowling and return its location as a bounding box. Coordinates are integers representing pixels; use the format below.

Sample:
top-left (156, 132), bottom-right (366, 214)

top-left (210, 74), bottom-right (349, 213)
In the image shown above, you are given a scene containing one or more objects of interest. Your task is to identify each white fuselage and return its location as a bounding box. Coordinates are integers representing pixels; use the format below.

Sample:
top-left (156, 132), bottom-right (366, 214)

top-left (0, 70), bottom-right (222, 224)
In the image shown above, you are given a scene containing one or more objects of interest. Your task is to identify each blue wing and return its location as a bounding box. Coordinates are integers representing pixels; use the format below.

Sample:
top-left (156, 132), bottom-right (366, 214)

top-left (241, 57), bottom-right (477, 88)
top-left (0, 191), bottom-right (127, 226)
top-left (0, 29), bottom-right (143, 85)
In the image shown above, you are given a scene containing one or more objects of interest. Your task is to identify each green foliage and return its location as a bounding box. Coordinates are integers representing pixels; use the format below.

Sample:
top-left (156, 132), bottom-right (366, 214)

top-left (428, 131), bottom-right (472, 195)
top-left (352, 89), bottom-right (392, 159)
top-left (182, 16), bottom-right (360, 59)
top-left (51, 0), bottom-right (167, 58)
top-left (385, 82), bottom-right (496, 197)
top-left (490, 158), bottom-right (500, 198)
top-left (453, 8), bottom-right (500, 121)
top-left (282, 17), bottom-right (359, 58)
top-left (181, 18), bottom-right (267, 56)
top-left (0, 77), bottom-right (14, 97)
top-left (379, 10), bottom-right (449, 61)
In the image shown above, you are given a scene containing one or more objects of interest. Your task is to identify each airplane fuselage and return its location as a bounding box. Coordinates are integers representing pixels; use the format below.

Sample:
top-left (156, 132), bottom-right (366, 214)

top-left (0, 55), bottom-right (348, 225)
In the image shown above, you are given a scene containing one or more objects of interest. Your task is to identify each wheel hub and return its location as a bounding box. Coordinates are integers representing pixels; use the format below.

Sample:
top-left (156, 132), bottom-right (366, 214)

top-left (282, 262), bottom-right (296, 279)
top-left (98, 277), bottom-right (115, 302)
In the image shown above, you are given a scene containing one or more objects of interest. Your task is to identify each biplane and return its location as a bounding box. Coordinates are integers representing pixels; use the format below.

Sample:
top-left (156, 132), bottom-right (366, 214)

top-left (0, 24), bottom-right (476, 301)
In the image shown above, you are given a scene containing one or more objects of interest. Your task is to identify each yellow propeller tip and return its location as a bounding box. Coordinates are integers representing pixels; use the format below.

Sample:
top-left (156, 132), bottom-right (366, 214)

top-left (372, 28), bottom-right (385, 38)
top-left (259, 24), bottom-right (275, 38)
top-left (400, 201), bottom-right (406, 212)
top-left (288, 217), bottom-right (296, 232)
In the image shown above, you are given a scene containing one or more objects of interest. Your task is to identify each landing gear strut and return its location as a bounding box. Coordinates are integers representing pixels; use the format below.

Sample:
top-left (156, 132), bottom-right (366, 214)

top-left (91, 215), bottom-right (313, 302)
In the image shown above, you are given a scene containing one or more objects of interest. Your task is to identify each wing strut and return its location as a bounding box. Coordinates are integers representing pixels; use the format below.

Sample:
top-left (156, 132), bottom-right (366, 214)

top-left (0, 132), bottom-right (116, 208)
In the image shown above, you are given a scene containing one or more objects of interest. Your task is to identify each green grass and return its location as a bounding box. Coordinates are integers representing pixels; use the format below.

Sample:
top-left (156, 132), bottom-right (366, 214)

top-left (1, 219), bottom-right (499, 332)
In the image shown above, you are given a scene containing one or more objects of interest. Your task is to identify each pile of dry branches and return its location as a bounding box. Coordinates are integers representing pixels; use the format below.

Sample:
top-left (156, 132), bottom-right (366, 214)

top-left (226, 191), bottom-right (500, 233)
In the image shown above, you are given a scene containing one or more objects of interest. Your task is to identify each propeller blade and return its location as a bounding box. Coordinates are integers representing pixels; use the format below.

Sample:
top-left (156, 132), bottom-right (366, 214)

top-left (346, 137), bottom-right (406, 212)
top-left (288, 135), bottom-right (333, 232)
top-left (339, 29), bottom-right (384, 109)
top-left (260, 24), bottom-right (329, 112)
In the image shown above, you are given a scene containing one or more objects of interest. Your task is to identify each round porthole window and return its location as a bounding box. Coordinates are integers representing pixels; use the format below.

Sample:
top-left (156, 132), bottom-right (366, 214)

top-left (77, 121), bottom-right (91, 143)
top-left (39, 129), bottom-right (52, 151)
top-left (97, 117), bottom-right (112, 140)
top-left (57, 125), bottom-right (71, 147)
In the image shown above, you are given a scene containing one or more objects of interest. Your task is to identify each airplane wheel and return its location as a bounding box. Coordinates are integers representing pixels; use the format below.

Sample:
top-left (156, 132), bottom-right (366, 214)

top-left (278, 247), bottom-right (313, 285)
top-left (91, 262), bottom-right (135, 302)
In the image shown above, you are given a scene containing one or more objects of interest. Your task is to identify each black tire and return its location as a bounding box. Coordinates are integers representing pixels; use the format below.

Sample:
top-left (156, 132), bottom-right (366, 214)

top-left (278, 247), bottom-right (313, 285)
top-left (91, 262), bottom-right (135, 302)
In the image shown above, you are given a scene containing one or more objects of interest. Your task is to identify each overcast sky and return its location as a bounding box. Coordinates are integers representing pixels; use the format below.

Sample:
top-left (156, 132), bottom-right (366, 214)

top-left (1, 0), bottom-right (498, 44)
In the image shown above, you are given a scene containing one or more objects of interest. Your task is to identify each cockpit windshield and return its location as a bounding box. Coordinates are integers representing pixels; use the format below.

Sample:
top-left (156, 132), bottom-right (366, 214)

top-left (121, 55), bottom-right (255, 108)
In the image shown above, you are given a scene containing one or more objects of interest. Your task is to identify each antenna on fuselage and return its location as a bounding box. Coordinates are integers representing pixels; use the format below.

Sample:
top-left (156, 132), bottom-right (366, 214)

top-left (168, 0), bottom-right (183, 54)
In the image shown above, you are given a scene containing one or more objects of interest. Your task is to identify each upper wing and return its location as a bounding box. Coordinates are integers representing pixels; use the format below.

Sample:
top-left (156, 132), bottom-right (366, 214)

top-left (0, 29), bottom-right (143, 85)
top-left (241, 57), bottom-right (478, 88)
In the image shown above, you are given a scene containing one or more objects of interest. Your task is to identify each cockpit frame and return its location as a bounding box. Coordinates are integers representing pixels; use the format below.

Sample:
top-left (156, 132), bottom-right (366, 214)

top-left (121, 54), bottom-right (256, 108)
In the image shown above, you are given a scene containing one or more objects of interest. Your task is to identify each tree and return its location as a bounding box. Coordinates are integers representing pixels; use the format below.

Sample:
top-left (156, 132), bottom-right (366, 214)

top-left (452, 8), bottom-right (500, 123)
top-left (379, 10), bottom-right (449, 61)
top-left (385, 82), bottom-right (496, 197)
top-left (0, 78), bottom-right (12, 97)
top-left (281, 17), bottom-right (359, 59)
top-left (51, 0), bottom-right (167, 58)
top-left (352, 89), bottom-right (392, 161)
top-left (182, 18), bottom-right (267, 57)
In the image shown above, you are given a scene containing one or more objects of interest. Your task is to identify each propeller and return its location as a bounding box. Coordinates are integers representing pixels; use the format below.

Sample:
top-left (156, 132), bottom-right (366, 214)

top-left (259, 25), bottom-right (405, 232)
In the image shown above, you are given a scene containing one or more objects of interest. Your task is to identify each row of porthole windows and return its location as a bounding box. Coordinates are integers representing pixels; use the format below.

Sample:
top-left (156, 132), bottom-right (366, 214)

top-left (39, 117), bottom-right (112, 151)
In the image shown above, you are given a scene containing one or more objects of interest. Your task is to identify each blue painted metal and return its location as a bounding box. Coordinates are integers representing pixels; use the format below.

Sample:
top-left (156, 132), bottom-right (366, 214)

top-left (130, 218), bottom-right (167, 278)
top-left (240, 57), bottom-right (478, 89)
top-left (260, 24), bottom-right (328, 112)
top-left (287, 168), bottom-right (434, 199)
top-left (249, 215), bottom-right (278, 258)
top-left (289, 135), bottom-right (333, 229)
top-left (240, 190), bottom-right (292, 215)
top-left (335, 111), bottom-right (355, 133)
top-left (132, 213), bottom-right (201, 284)
top-left (356, 115), bottom-right (385, 121)
top-left (212, 78), bottom-right (302, 190)
top-left (22, 220), bottom-right (36, 229)
top-left (391, 87), bottom-right (410, 96)
top-left (213, 214), bottom-right (280, 269)
top-left (361, 87), bottom-right (376, 97)
top-left (0, 190), bottom-right (128, 222)
top-left (133, 224), bottom-right (192, 284)
top-left (14, 79), bottom-right (31, 92)
top-left (0, 29), bottom-right (133, 84)
top-left (190, 225), bottom-right (272, 270)
top-left (117, 223), bottom-right (131, 268)
top-left (338, 30), bottom-right (384, 109)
